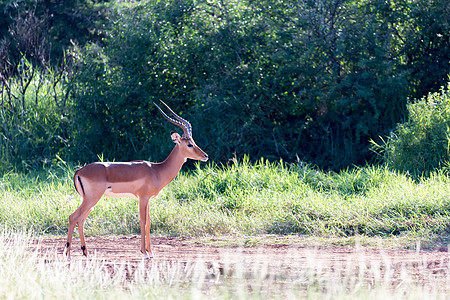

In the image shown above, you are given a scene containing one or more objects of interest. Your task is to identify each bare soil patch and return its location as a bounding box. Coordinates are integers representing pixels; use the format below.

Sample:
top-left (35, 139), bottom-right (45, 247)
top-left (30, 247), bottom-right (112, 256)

top-left (31, 235), bottom-right (450, 288)
top-left (36, 235), bottom-right (449, 262)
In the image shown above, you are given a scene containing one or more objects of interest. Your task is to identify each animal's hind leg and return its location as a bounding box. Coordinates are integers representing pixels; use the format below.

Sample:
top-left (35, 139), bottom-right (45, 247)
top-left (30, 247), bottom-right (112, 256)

top-left (76, 196), bottom-right (101, 257)
top-left (78, 217), bottom-right (88, 256)
top-left (65, 207), bottom-right (80, 259)
top-left (65, 194), bottom-right (102, 258)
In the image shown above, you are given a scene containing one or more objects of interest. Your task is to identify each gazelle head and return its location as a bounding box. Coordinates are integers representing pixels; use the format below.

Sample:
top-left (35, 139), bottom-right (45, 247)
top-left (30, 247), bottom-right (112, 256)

top-left (155, 101), bottom-right (209, 162)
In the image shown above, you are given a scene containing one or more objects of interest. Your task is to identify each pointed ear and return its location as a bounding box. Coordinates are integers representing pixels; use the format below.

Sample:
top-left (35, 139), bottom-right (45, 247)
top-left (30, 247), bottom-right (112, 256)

top-left (171, 131), bottom-right (181, 144)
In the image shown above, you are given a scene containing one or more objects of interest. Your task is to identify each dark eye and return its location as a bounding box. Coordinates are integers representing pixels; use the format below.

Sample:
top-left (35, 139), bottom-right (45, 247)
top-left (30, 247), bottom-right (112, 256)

top-left (187, 144), bottom-right (194, 148)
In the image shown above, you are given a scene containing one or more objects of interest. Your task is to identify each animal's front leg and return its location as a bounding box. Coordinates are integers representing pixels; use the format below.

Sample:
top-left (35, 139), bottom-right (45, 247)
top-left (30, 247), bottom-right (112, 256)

top-left (139, 196), bottom-right (152, 259)
top-left (144, 201), bottom-right (153, 258)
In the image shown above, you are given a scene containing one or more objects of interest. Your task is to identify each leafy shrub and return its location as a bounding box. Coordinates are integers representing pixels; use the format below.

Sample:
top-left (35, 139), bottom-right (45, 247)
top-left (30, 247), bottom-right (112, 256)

top-left (377, 82), bottom-right (450, 175)
top-left (0, 58), bottom-right (72, 172)
top-left (0, 8), bottom-right (74, 172)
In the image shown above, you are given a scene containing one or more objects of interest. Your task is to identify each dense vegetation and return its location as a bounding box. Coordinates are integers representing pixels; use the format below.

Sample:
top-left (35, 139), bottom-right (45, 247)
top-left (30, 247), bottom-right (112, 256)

top-left (0, 0), bottom-right (448, 172)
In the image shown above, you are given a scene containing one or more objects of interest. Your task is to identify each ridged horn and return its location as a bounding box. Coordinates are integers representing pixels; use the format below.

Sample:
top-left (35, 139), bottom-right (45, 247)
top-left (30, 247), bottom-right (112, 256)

top-left (154, 100), bottom-right (192, 138)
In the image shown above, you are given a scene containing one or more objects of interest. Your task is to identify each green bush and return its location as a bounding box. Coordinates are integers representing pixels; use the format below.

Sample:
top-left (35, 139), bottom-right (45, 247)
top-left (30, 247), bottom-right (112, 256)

top-left (377, 82), bottom-right (450, 175)
top-left (0, 58), bottom-right (72, 172)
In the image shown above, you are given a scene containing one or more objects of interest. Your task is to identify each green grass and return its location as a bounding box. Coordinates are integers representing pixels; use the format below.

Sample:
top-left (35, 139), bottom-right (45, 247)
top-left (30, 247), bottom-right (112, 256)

top-left (1, 158), bottom-right (450, 247)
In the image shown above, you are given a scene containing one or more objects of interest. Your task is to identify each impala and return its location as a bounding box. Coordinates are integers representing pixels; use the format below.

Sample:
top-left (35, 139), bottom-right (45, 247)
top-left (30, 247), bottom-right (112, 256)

top-left (64, 101), bottom-right (208, 259)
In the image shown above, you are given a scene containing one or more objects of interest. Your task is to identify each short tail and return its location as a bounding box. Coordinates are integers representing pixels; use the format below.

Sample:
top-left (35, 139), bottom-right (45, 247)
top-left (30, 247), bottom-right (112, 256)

top-left (73, 171), bottom-right (85, 196)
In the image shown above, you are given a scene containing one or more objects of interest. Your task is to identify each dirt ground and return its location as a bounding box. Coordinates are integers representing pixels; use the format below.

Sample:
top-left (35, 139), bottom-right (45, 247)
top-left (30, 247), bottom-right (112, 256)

top-left (35, 235), bottom-right (450, 263)
top-left (32, 235), bottom-right (450, 287)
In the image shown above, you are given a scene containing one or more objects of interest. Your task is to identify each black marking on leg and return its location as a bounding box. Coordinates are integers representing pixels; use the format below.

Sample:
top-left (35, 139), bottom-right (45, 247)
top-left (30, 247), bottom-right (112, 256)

top-left (81, 245), bottom-right (87, 256)
top-left (66, 242), bottom-right (70, 248)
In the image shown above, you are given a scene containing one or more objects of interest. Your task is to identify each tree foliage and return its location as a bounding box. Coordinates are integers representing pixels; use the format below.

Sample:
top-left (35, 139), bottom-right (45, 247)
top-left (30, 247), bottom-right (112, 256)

top-left (0, 0), bottom-right (112, 64)
top-left (70, 0), bottom-right (449, 168)
top-left (0, 0), bottom-right (448, 171)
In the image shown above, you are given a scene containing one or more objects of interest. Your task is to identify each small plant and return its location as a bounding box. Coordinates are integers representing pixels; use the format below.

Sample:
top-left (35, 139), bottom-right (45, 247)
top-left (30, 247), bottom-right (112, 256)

top-left (373, 82), bottom-right (450, 176)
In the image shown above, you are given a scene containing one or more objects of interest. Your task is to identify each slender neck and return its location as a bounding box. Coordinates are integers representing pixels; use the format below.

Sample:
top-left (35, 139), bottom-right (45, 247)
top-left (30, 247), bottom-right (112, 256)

top-left (157, 145), bottom-right (186, 188)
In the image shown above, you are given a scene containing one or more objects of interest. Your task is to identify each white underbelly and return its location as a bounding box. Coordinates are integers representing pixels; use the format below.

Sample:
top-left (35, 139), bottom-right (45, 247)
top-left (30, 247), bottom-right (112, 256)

top-left (104, 188), bottom-right (137, 198)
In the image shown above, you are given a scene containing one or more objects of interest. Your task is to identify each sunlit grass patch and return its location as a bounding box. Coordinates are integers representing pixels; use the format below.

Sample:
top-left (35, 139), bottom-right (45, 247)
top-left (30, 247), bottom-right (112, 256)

top-left (1, 159), bottom-right (450, 248)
